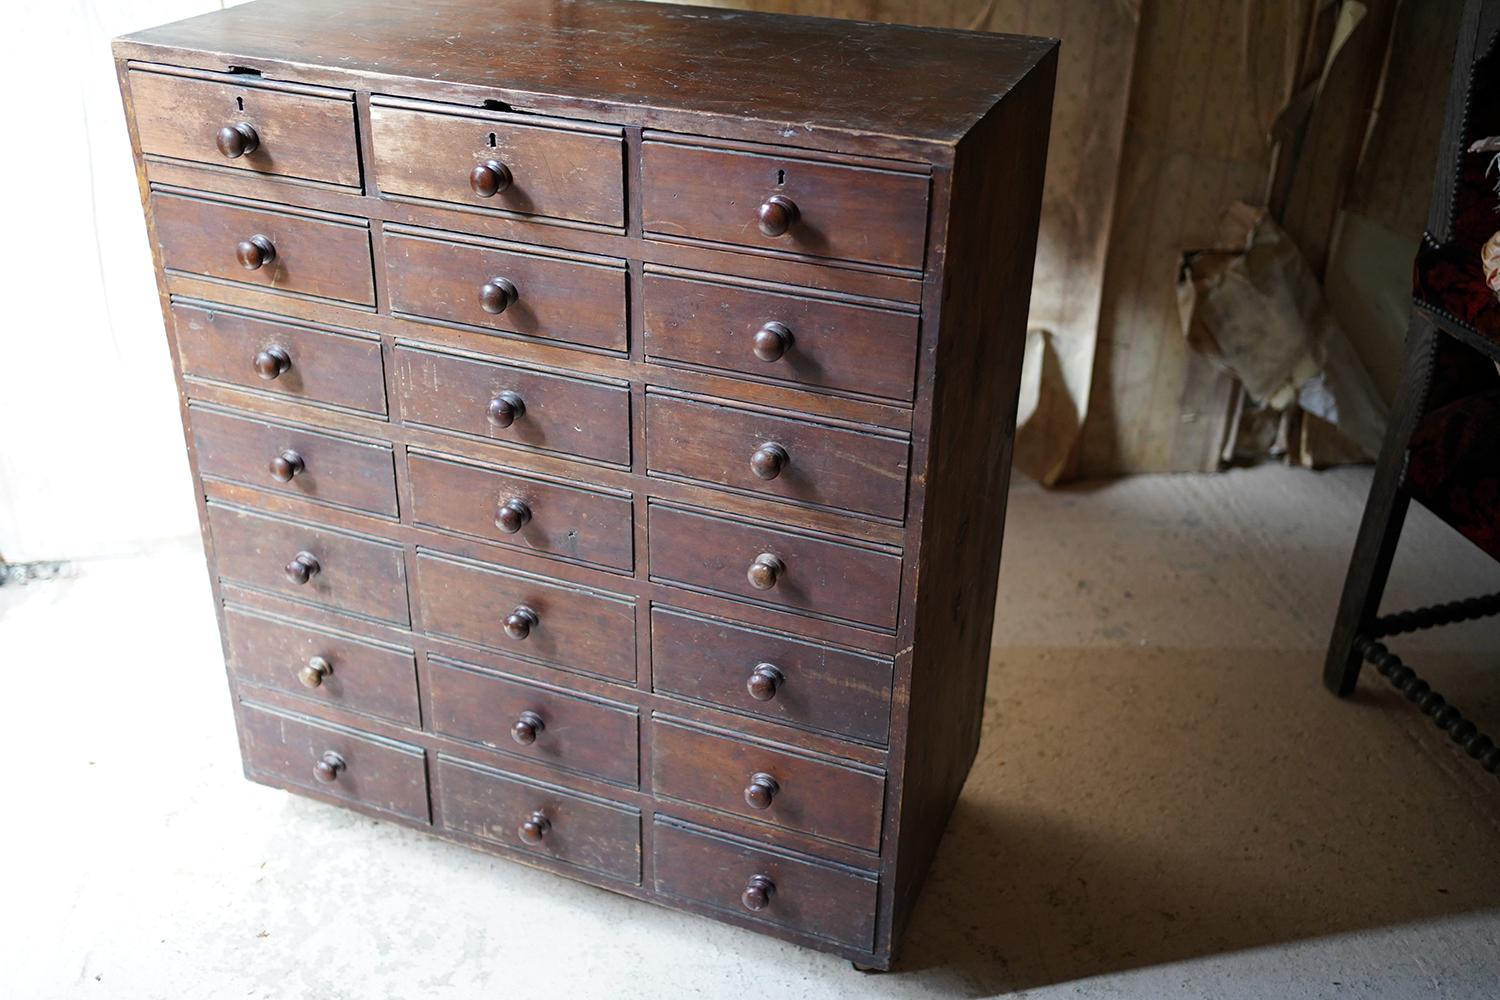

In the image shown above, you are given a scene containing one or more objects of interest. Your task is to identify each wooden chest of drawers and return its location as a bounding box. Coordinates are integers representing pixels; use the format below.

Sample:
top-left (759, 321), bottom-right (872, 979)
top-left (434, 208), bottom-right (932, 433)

top-left (115, 0), bottom-right (1056, 970)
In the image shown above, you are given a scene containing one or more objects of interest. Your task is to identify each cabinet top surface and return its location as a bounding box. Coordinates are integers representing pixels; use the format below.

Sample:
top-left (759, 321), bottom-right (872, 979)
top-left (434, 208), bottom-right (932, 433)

top-left (116, 0), bottom-right (1055, 149)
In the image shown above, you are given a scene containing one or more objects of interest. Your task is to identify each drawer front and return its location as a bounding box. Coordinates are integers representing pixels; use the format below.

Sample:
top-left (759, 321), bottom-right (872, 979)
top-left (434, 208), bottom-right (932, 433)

top-left (427, 655), bottom-right (639, 786)
top-left (415, 549), bottom-right (636, 682)
top-left (648, 504), bottom-right (902, 632)
top-left (641, 140), bottom-right (929, 270)
top-left (172, 302), bottom-right (386, 414)
top-left (207, 503), bottom-right (410, 625)
top-left (645, 392), bottom-right (909, 521)
top-left (239, 701), bottom-right (429, 823)
top-left (385, 230), bottom-right (627, 353)
top-left (153, 192), bottom-right (374, 306)
top-left (652, 818), bottom-right (877, 951)
top-left (643, 272), bottom-right (920, 402)
top-left (370, 103), bottom-right (625, 226)
top-left (437, 754), bottom-right (641, 883)
top-left (407, 451), bottom-right (634, 572)
top-left (191, 405), bottom-right (398, 517)
top-left (651, 607), bottom-right (892, 746)
top-left (394, 345), bottom-right (631, 466)
top-left (129, 71), bottom-right (360, 187)
top-left (224, 605), bottom-right (419, 726)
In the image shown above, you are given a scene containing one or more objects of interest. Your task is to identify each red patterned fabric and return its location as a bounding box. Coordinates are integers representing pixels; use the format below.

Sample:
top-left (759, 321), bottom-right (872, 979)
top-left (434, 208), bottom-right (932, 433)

top-left (1408, 386), bottom-right (1500, 562)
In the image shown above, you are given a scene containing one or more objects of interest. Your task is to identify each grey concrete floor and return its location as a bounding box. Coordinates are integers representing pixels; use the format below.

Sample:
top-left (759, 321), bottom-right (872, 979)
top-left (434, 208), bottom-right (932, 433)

top-left (3, 465), bottom-right (1499, 999)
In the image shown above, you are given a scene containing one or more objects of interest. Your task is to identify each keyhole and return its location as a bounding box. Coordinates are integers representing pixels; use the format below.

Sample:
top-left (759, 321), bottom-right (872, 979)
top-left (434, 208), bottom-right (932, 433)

top-left (236, 96), bottom-right (245, 111)
top-left (488, 132), bottom-right (497, 148)
top-left (776, 168), bottom-right (786, 186)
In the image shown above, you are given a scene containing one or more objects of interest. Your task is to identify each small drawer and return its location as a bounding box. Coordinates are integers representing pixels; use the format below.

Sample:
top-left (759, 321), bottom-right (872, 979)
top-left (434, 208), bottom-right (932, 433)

top-left (190, 404), bottom-right (398, 517)
top-left (239, 701), bottom-right (429, 823)
top-left (651, 606), bottom-right (892, 746)
top-left (645, 391), bottom-right (909, 521)
top-left (207, 502), bottom-right (410, 625)
top-left (648, 504), bottom-right (902, 633)
top-left (407, 451), bottom-right (634, 572)
top-left (370, 100), bottom-right (625, 226)
top-left (651, 716), bottom-right (885, 852)
top-left (224, 605), bottom-right (419, 726)
top-left (152, 192), bottom-right (374, 306)
top-left (128, 70), bottom-right (360, 187)
top-left (643, 271), bottom-right (920, 403)
top-left (384, 228), bottom-right (627, 353)
top-left (652, 817), bottom-right (877, 952)
top-left (172, 302), bottom-right (386, 414)
top-left (394, 345), bottom-right (631, 466)
top-left (427, 655), bottom-right (639, 786)
top-left (415, 549), bottom-right (636, 683)
top-left (641, 139), bottom-right (930, 270)
top-left (437, 754), bottom-right (641, 883)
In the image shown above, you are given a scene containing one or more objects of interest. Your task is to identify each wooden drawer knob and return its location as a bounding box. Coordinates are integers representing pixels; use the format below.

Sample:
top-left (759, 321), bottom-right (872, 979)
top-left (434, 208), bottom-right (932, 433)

top-left (269, 449), bottom-right (305, 482)
top-left (285, 551), bottom-right (320, 585)
top-left (236, 234), bottom-right (276, 270)
top-left (505, 605), bottom-right (539, 640)
top-left (486, 391), bottom-right (526, 428)
top-left (495, 498), bottom-right (532, 534)
top-left (757, 194), bottom-right (799, 237)
top-left (746, 663), bottom-right (784, 701)
top-left (752, 322), bottom-right (793, 362)
top-left (254, 345), bottom-right (291, 380)
top-left (741, 873), bottom-right (775, 911)
top-left (512, 710), bottom-right (545, 745)
top-left (313, 750), bottom-right (344, 783)
top-left (750, 442), bottom-right (788, 481)
top-left (479, 276), bottom-right (519, 314)
top-left (298, 655), bottom-right (332, 689)
top-left (747, 553), bottom-right (784, 591)
top-left (518, 809), bottom-right (551, 844)
top-left (744, 772), bottom-right (780, 810)
top-left (216, 121), bottom-right (259, 158)
top-left (470, 159), bottom-right (513, 197)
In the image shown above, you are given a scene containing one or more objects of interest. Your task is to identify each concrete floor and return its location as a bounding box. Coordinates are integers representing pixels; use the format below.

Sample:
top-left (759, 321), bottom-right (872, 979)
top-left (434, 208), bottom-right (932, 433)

top-left (3, 465), bottom-right (1498, 999)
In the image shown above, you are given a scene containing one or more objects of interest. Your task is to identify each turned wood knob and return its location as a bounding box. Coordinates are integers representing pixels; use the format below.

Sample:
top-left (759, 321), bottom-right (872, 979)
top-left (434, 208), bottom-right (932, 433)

top-left (298, 655), bottom-right (332, 689)
top-left (747, 553), bottom-right (784, 591)
top-left (752, 322), bottom-right (793, 362)
top-left (285, 551), bottom-right (320, 585)
top-left (313, 750), bottom-right (344, 783)
top-left (269, 449), bottom-right (304, 482)
top-left (744, 772), bottom-right (780, 810)
top-left (495, 498), bottom-right (532, 534)
top-left (486, 391), bottom-right (526, 428)
top-left (470, 159), bottom-right (513, 197)
top-left (512, 710), bottom-right (545, 745)
top-left (746, 663), bottom-right (784, 701)
top-left (216, 121), bottom-right (259, 158)
top-left (505, 605), bottom-right (539, 640)
top-left (236, 234), bottom-right (276, 270)
top-left (757, 194), bottom-right (799, 237)
top-left (254, 345), bottom-right (291, 380)
top-left (518, 809), bottom-right (550, 844)
top-left (741, 874), bottom-right (775, 911)
top-left (479, 276), bottom-right (519, 314)
top-left (750, 442), bottom-right (789, 481)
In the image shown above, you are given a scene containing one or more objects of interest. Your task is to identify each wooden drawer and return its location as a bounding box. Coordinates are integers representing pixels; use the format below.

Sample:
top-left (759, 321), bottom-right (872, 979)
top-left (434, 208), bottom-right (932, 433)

top-left (384, 228), bottom-right (627, 353)
top-left (394, 345), bottom-right (631, 466)
top-left (641, 139), bottom-right (929, 270)
top-left (407, 450), bottom-right (634, 572)
top-left (415, 549), bottom-right (636, 682)
top-left (128, 70), bottom-right (360, 187)
top-left (645, 391), bottom-right (909, 521)
top-left (652, 817), bottom-right (877, 951)
top-left (207, 502), bottom-right (410, 625)
top-left (370, 100), bottom-right (625, 226)
top-left (172, 302), bottom-right (386, 414)
top-left (437, 754), bottom-right (641, 883)
top-left (152, 192), bottom-right (374, 306)
top-left (190, 404), bottom-right (397, 517)
top-left (651, 606), bottom-right (892, 747)
top-left (224, 605), bottom-right (419, 726)
top-left (239, 701), bottom-right (429, 823)
top-left (651, 716), bottom-right (885, 851)
top-left (648, 504), bottom-right (902, 633)
top-left (427, 655), bottom-right (639, 786)
top-left (642, 271), bottom-right (920, 403)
